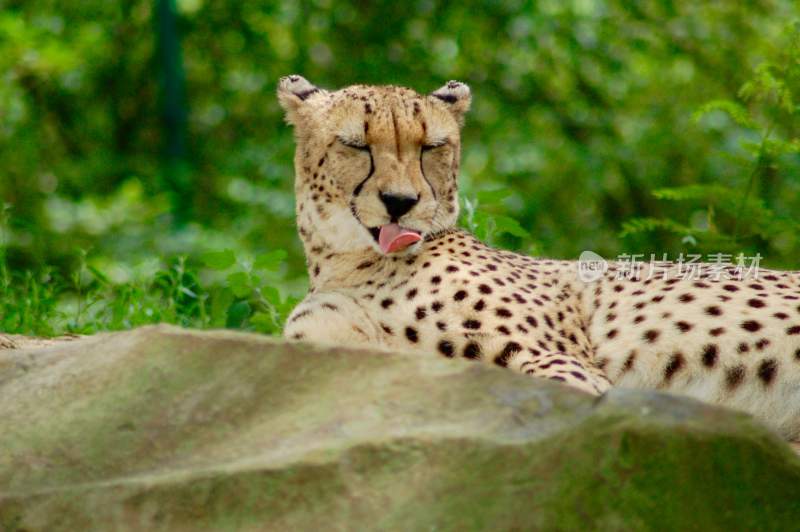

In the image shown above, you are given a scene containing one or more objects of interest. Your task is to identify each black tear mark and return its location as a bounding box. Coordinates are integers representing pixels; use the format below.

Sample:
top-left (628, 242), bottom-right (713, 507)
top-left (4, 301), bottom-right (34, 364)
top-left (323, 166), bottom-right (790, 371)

top-left (390, 107), bottom-right (401, 157)
top-left (419, 152), bottom-right (437, 201)
top-left (353, 147), bottom-right (375, 197)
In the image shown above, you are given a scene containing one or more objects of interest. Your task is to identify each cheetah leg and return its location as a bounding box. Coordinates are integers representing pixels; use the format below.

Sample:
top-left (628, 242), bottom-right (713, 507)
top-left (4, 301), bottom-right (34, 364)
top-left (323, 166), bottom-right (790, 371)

top-left (508, 350), bottom-right (612, 396)
top-left (0, 333), bottom-right (81, 350)
top-left (790, 441), bottom-right (800, 456)
top-left (283, 292), bottom-right (381, 347)
top-left (0, 334), bottom-right (16, 350)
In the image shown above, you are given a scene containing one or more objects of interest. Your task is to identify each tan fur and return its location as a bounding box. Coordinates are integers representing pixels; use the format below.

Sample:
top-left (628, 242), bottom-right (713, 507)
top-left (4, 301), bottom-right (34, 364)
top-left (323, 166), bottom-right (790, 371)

top-left (280, 76), bottom-right (800, 442)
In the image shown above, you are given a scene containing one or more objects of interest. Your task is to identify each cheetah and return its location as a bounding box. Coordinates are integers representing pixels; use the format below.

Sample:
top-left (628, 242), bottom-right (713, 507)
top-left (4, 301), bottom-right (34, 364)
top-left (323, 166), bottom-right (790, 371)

top-left (279, 75), bottom-right (800, 443)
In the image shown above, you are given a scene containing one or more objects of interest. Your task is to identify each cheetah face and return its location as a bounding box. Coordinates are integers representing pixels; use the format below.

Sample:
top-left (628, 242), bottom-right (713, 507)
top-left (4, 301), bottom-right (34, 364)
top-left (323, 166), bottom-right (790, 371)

top-left (278, 76), bottom-right (470, 257)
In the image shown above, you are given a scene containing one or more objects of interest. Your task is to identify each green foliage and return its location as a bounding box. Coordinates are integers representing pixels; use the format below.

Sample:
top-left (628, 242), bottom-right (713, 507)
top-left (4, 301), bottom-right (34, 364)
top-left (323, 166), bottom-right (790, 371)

top-left (622, 23), bottom-right (800, 260)
top-left (0, 248), bottom-right (299, 336)
top-left (461, 188), bottom-right (541, 255)
top-left (1, 193), bottom-right (298, 334)
top-left (201, 247), bottom-right (297, 334)
top-left (1, 1), bottom-right (799, 336)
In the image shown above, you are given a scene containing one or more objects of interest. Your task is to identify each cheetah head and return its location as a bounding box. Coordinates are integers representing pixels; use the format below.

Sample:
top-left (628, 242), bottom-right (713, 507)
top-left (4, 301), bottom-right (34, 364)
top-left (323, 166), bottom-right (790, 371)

top-left (278, 76), bottom-right (470, 258)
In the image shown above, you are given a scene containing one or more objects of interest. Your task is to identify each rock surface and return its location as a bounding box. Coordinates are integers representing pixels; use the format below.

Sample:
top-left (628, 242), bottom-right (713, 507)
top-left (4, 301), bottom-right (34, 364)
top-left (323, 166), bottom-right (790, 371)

top-left (0, 325), bottom-right (798, 531)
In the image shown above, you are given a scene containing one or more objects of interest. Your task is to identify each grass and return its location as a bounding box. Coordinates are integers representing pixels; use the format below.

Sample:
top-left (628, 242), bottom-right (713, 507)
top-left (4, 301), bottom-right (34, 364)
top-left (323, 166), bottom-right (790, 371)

top-left (0, 248), bottom-right (301, 337)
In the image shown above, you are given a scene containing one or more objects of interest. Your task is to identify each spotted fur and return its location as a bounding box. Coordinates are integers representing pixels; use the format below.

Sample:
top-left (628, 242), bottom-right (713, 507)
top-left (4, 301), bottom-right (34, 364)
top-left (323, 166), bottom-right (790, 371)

top-left (279, 76), bottom-right (800, 442)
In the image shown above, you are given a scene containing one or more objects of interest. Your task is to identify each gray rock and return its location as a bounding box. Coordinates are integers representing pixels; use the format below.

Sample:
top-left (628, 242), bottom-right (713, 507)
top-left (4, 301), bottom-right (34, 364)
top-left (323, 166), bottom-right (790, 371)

top-left (0, 325), bottom-right (798, 531)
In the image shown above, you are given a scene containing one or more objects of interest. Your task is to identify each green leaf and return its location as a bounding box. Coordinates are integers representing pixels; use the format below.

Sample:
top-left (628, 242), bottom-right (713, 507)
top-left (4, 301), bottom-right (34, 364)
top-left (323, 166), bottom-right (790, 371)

top-left (261, 285), bottom-right (281, 305)
top-left (763, 138), bottom-right (800, 156)
top-left (226, 300), bottom-right (251, 328)
top-left (476, 189), bottom-right (512, 204)
top-left (178, 285), bottom-right (197, 298)
top-left (201, 249), bottom-right (236, 270)
top-left (472, 211), bottom-right (492, 241)
top-left (493, 215), bottom-right (528, 238)
top-left (619, 217), bottom-right (696, 238)
top-left (209, 287), bottom-right (234, 327)
top-left (226, 271), bottom-right (251, 298)
top-left (652, 185), bottom-right (727, 201)
top-left (254, 249), bottom-right (288, 271)
top-left (250, 311), bottom-right (276, 334)
top-left (693, 100), bottom-right (756, 129)
top-left (87, 265), bottom-right (110, 285)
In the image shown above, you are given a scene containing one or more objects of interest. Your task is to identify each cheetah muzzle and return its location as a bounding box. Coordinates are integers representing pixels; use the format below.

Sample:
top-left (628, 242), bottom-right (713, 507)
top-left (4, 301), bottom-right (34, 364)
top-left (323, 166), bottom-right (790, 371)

top-left (279, 75), bottom-right (800, 446)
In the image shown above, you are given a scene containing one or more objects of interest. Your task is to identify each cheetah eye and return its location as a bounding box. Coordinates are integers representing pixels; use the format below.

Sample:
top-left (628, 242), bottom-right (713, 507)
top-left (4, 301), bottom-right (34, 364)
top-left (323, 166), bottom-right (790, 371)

top-left (337, 136), bottom-right (369, 151)
top-left (422, 140), bottom-right (447, 152)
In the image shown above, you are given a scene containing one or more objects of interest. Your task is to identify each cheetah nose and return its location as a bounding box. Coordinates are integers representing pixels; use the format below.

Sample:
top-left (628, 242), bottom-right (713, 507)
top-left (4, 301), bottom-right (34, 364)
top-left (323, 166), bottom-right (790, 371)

top-left (379, 193), bottom-right (419, 220)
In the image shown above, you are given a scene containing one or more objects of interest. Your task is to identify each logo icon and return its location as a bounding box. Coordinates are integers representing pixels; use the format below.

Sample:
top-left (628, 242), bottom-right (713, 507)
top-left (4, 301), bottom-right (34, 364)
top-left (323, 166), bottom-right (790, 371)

top-left (577, 250), bottom-right (608, 282)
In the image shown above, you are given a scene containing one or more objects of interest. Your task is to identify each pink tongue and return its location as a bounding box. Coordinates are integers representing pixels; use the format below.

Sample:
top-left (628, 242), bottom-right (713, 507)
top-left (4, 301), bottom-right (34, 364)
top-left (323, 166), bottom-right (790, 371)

top-left (378, 224), bottom-right (422, 253)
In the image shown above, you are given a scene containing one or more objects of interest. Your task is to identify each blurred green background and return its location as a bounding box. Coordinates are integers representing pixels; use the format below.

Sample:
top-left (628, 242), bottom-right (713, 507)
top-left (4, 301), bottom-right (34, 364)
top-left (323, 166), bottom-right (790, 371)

top-left (1, 0), bottom-right (799, 335)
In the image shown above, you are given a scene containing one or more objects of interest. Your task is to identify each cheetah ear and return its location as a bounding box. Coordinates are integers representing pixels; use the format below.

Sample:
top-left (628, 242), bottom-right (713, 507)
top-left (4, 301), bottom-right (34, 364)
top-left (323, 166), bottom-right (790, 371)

top-left (431, 81), bottom-right (471, 124)
top-left (277, 75), bottom-right (324, 125)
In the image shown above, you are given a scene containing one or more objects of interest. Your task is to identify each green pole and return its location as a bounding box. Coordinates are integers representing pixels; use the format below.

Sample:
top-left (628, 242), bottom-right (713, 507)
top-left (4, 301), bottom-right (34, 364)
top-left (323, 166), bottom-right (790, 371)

top-left (156, 0), bottom-right (191, 224)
